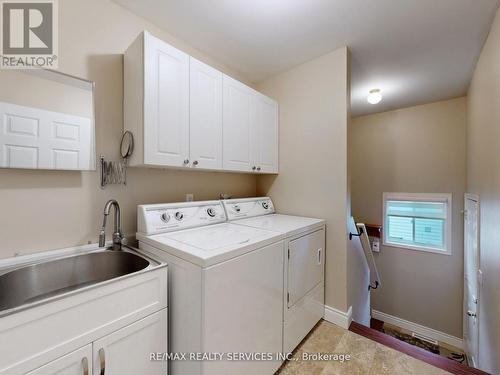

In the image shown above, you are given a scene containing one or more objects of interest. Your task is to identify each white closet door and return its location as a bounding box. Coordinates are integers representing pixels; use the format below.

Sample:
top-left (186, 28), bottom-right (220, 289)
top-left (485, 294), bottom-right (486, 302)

top-left (222, 75), bottom-right (254, 172)
top-left (0, 101), bottom-right (92, 170)
top-left (92, 310), bottom-right (167, 375)
top-left (253, 93), bottom-right (278, 173)
top-left (144, 32), bottom-right (189, 167)
top-left (189, 57), bottom-right (222, 170)
top-left (26, 345), bottom-right (92, 375)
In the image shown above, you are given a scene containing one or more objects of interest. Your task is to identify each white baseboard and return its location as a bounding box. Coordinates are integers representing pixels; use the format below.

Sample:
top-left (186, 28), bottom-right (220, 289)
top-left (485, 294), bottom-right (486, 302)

top-left (324, 305), bottom-right (353, 329)
top-left (371, 310), bottom-right (463, 349)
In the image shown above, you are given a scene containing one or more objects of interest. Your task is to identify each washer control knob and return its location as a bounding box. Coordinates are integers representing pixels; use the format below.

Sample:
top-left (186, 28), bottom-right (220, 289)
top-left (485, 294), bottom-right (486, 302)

top-left (234, 205), bottom-right (241, 213)
top-left (175, 211), bottom-right (184, 221)
top-left (262, 202), bottom-right (269, 209)
top-left (207, 208), bottom-right (216, 217)
top-left (161, 213), bottom-right (170, 222)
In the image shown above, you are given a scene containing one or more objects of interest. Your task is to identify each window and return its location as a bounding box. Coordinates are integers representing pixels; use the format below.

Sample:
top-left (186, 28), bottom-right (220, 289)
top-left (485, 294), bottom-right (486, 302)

top-left (383, 193), bottom-right (452, 255)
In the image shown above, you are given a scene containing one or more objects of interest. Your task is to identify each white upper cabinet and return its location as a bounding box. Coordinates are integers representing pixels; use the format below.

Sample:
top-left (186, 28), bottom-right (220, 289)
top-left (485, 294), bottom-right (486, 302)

top-left (124, 31), bottom-right (278, 174)
top-left (253, 93), bottom-right (278, 173)
top-left (222, 75), bottom-right (255, 172)
top-left (190, 57), bottom-right (223, 170)
top-left (125, 31), bottom-right (189, 168)
top-left (143, 32), bottom-right (190, 167)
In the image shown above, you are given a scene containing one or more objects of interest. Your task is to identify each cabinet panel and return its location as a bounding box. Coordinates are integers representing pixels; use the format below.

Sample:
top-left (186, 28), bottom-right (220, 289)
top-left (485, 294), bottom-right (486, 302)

top-left (222, 75), bottom-right (254, 172)
top-left (144, 32), bottom-right (189, 167)
top-left (92, 310), bottom-right (167, 375)
top-left (189, 58), bottom-right (223, 170)
top-left (26, 345), bottom-right (92, 375)
top-left (253, 93), bottom-right (278, 173)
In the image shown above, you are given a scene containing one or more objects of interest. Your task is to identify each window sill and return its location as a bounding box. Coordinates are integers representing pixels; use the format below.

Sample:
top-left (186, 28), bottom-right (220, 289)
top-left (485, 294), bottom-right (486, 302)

top-left (382, 241), bottom-right (452, 256)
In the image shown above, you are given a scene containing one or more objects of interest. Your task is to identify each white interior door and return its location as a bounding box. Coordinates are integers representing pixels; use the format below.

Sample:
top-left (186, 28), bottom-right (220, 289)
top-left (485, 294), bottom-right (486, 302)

top-left (189, 57), bottom-right (222, 170)
top-left (464, 194), bottom-right (480, 368)
top-left (252, 93), bottom-right (278, 173)
top-left (222, 75), bottom-right (254, 172)
top-left (26, 345), bottom-right (92, 375)
top-left (144, 32), bottom-right (189, 167)
top-left (92, 310), bottom-right (167, 375)
top-left (0, 101), bottom-right (93, 170)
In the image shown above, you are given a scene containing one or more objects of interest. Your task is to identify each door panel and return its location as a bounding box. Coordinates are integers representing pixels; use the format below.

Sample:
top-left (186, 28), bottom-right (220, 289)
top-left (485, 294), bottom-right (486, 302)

top-left (26, 345), bottom-right (92, 375)
top-left (222, 75), bottom-right (254, 172)
top-left (189, 58), bottom-right (223, 170)
top-left (288, 229), bottom-right (325, 307)
top-left (464, 195), bottom-right (479, 368)
top-left (144, 33), bottom-right (189, 167)
top-left (92, 310), bottom-right (167, 375)
top-left (253, 93), bottom-right (278, 173)
top-left (0, 101), bottom-right (92, 170)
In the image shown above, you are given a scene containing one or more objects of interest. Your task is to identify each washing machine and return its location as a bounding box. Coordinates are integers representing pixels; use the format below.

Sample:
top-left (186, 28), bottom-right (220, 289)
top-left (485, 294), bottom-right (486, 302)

top-left (222, 197), bottom-right (325, 353)
top-left (136, 200), bottom-right (285, 375)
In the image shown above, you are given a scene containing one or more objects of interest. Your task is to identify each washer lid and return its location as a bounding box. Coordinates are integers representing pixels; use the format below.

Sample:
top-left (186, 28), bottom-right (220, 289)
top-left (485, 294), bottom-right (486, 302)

top-left (234, 214), bottom-right (325, 237)
top-left (137, 223), bottom-right (284, 267)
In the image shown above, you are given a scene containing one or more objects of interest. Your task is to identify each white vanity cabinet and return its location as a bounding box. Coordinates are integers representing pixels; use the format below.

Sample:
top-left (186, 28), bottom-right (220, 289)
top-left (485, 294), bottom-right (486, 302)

top-left (25, 345), bottom-right (92, 375)
top-left (124, 31), bottom-right (278, 174)
top-left (0, 266), bottom-right (168, 375)
top-left (92, 310), bottom-right (167, 375)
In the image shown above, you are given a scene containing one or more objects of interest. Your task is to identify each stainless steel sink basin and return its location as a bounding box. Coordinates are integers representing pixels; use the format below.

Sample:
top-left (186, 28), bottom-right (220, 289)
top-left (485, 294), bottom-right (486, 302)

top-left (0, 248), bottom-right (158, 314)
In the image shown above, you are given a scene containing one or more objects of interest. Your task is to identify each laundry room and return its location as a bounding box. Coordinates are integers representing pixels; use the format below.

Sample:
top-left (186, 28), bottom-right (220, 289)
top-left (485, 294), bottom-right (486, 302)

top-left (1, 1), bottom-right (500, 374)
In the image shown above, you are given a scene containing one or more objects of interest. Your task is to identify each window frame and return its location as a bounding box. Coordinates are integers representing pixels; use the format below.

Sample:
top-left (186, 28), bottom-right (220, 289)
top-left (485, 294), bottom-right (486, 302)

top-left (382, 192), bottom-right (452, 256)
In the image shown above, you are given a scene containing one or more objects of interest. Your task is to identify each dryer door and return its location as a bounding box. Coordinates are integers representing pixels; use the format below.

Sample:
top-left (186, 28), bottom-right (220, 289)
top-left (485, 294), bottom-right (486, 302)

top-left (288, 228), bottom-right (325, 307)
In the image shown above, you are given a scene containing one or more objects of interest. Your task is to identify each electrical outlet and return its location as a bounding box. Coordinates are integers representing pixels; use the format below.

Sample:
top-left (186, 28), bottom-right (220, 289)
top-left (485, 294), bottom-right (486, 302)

top-left (372, 238), bottom-right (380, 252)
top-left (186, 193), bottom-right (194, 202)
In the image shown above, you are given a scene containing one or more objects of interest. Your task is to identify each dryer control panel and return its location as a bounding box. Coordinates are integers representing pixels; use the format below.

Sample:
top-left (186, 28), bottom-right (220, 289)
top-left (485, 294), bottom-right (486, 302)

top-left (223, 197), bottom-right (275, 221)
top-left (138, 200), bottom-right (226, 235)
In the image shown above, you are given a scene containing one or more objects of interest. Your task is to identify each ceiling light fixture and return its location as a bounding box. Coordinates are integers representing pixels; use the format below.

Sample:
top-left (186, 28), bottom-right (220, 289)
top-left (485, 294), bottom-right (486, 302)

top-left (367, 89), bottom-right (382, 105)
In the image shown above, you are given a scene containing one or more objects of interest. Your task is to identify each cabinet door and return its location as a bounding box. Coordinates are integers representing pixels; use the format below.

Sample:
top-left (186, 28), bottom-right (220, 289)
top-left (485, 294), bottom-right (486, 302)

top-left (222, 75), bottom-right (254, 172)
top-left (189, 58), bottom-right (223, 170)
top-left (253, 93), bottom-right (278, 173)
top-left (144, 32), bottom-right (189, 167)
top-left (26, 345), bottom-right (92, 375)
top-left (92, 309), bottom-right (168, 375)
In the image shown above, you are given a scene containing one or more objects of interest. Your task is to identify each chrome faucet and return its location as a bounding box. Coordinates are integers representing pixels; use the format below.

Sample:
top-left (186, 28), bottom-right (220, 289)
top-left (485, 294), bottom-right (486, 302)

top-left (99, 199), bottom-right (125, 250)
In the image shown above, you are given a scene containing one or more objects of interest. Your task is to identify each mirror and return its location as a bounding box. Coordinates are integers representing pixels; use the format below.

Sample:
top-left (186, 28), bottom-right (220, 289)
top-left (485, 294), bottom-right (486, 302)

top-left (0, 69), bottom-right (95, 170)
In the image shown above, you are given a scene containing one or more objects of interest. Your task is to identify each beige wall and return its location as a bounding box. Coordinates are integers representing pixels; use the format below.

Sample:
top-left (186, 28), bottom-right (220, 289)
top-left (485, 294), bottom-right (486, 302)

top-left (350, 97), bottom-right (467, 338)
top-left (0, 0), bottom-right (256, 259)
top-left (256, 48), bottom-right (350, 311)
top-left (467, 6), bottom-right (500, 374)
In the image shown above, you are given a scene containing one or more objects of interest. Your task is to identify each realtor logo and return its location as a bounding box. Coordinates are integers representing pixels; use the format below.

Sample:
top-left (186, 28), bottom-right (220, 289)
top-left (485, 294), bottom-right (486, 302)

top-left (0, 0), bottom-right (58, 68)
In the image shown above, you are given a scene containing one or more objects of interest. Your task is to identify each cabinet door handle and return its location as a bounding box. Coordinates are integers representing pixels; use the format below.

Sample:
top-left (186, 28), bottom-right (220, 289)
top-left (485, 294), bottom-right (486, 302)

top-left (183, 159), bottom-right (189, 165)
top-left (318, 249), bottom-right (322, 265)
top-left (82, 357), bottom-right (89, 375)
top-left (252, 166), bottom-right (256, 170)
top-left (192, 160), bottom-right (199, 166)
top-left (99, 348), bottom-right (106, 375)
top-left (257, 166), bottom-right (261, 171)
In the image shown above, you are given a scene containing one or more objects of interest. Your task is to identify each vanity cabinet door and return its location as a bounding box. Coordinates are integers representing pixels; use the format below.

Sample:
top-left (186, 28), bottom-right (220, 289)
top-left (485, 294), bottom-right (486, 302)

top-left (144, 32), bottom-right (190, 167)
top-left (26, 345), bottom-right (92, 375)
top-left (92, 309), bottom-right (168, 375)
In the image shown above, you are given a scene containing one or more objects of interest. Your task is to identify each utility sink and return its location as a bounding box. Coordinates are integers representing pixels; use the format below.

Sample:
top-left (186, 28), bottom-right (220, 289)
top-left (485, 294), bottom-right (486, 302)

top-left (0, 247), bottom-right (159, 314)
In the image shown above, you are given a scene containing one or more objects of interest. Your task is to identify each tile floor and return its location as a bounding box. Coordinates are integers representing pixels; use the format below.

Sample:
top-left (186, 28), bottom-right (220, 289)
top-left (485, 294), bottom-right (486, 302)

top-left (276, 320), bottom-right (451, 375)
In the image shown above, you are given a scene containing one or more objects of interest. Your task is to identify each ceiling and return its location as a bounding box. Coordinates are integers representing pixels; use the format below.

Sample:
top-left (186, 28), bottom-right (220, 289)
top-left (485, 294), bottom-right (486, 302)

top-left (113, 0), bottom-right (500, 116)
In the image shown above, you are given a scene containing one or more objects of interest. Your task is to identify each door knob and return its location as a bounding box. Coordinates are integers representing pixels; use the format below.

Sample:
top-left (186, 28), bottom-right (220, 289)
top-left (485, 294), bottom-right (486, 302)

top-left (467, 310), bottom-right (477, 317)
